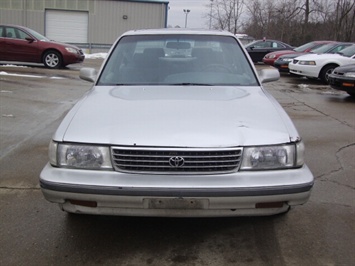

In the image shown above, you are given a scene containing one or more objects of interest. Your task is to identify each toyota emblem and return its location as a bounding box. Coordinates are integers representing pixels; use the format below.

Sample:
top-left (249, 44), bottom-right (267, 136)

top-left (169, 156), bottom-right (185, 168)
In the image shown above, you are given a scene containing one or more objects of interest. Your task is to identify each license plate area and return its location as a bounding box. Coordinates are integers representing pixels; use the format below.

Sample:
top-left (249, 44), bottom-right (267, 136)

top-left (144, 198), bottom-right (209, 209)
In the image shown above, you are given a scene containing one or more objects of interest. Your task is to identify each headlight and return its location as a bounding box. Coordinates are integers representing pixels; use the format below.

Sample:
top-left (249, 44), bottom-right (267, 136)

top-left (49, 141), bottom-right (112, 170)
top-left (240, 142), bottom-right (304, 170)
top-left (344, 72), bottom-right (355, 78)
top-left (65, 47), bottom-right (78, 54)
top-left (298, 60), bottom-right (316, 65)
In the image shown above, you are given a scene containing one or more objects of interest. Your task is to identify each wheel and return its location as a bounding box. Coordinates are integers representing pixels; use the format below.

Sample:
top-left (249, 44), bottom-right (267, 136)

top-left (319, 64), bottom-right (337, 84)
top-left (202, 64), bottom-right (232, 73)
top-left (43, 50), bottom-right (62, 68)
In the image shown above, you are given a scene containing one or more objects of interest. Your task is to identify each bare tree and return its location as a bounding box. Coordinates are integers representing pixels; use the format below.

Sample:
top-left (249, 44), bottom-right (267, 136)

top-left (333, 0), bottom-right (355, 41)
top-left (205, 0), bottom-right (354, 44)
top-left (208, 0), bottom-right (245, 34)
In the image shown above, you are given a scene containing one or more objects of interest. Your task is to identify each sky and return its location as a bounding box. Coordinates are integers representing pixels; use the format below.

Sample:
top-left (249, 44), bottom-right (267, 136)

top-left (167, 0), bottom-right (210, 29)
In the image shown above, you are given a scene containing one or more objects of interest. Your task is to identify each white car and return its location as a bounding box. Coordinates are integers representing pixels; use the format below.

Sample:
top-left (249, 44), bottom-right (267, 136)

top-left (289, 44), bottom-right (355, 83)
top-left (40, 29), bottom-right (314, 217)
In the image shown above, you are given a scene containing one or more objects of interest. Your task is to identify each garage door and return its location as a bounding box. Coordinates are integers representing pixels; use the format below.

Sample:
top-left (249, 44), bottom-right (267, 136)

top-left (45, 10), bottom-right (88, 43)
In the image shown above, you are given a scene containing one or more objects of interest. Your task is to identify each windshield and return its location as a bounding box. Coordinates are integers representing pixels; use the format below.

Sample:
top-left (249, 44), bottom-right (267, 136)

top-left (337, 45), bottom-right (355, 57)
top-left (294, 42), bottom-right (318, 52)
top-left (310, 43), bottom-right (336, 53)
top-left (27, 28), bottom-right (49, 41)
top-left (98, 34), bottom-right (258, 86)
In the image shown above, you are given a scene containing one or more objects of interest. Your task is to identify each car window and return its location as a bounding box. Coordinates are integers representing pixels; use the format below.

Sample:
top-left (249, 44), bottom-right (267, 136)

top-left (272, 42), bottom-right (285, 48)
top-left (5, 27), bottom-right (16, 38)
top-left (254, 41), bottom-right (271, 48)
top-left (0, 26), bottom-right (4, 37)
top-left (15, 29), bottom-right (31, 40)
top-left (98, 34), bottom-right (258, 86)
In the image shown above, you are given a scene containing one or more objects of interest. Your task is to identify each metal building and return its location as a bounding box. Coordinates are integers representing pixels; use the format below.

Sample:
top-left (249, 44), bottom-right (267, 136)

top-left (0, 0), bottom-right (169, 50)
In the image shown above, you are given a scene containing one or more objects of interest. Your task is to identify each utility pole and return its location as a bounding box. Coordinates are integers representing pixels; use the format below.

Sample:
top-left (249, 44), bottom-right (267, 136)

top-left (183, 9), bottom-right (190, 28)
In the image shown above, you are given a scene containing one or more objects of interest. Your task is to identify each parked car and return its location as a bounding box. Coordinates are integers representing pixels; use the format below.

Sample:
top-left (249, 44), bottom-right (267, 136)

top-left (0, 24), bottom-right (84, 68)
top-left (263, 40), bottom-right (335, 66)
top-left (328, 64), bottom-right (355, 97)
top-left (274, 42), bottom-right (354, 72)
top-left (244, 39), bottom-right (294, 63)
top-left (289, 45), bottom-right (355, 83)
top-left (40, 29), bottom-right (314, 217)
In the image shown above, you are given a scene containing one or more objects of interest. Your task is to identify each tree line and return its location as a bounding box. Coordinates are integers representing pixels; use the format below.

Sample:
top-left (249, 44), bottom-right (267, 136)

top-left (207, 0), bottom-right (355, 46)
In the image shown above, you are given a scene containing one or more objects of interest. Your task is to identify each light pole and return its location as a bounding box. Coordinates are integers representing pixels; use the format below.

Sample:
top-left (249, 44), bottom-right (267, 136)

top-left (183, 9), bottom-right (190, 28)
top-left (209, 0), bottom-right (213, 29)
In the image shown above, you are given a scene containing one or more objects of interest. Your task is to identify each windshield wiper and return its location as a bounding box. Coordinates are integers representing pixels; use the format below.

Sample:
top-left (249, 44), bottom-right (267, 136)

top-left (168, 83), bottom-right (214, 86)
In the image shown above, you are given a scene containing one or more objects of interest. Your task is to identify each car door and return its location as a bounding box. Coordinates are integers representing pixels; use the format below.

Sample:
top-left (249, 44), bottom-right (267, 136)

top-left (2, 26), bottom-right (40, 62)
top-left (247, 41), bottom-right (273, 62)
top-left (0, 26), bottom-right (6, 60)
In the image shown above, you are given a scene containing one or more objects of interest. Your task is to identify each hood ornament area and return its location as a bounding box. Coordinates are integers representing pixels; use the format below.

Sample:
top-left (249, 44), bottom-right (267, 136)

top-left (169, 156), bottom-right (185, 168)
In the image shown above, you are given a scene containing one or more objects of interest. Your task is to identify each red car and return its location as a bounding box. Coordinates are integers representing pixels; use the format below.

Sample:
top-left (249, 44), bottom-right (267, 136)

top-left (262, 41), bottom-right (335, 66)
top-left (0, 24), bottom-right (85, 68)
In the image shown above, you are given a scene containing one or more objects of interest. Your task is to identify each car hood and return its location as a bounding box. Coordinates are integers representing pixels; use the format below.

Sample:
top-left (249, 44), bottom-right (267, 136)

top-left (294, 53), bottom-right (345, 61)
top-left (279, 52), bottom-right (307, 59)
top-left (264, 50), bottom-right (295, 58)
top-left (55, 86), bottom-right (297, 147)
top-left (333, 63), bottom-right (355, 72)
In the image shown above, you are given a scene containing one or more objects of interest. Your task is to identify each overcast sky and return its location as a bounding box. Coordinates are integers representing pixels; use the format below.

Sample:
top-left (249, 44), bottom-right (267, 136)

top-left (167, 0), bottom-right (210, 28)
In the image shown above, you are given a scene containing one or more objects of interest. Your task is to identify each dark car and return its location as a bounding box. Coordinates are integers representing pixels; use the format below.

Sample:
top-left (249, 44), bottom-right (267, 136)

top-left (263, 41), bottom-right (335, 66)
top-left (328, 64), bottom-right (355, 97)
top-left (274, 42), bottom-right (354, 72)
top-left (0, 24), bottom-right (84, 68)
top-left (244, 39), bottom-right (294, 63)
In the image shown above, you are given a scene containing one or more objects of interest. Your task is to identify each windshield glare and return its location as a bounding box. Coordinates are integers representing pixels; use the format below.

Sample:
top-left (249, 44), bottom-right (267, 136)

top-left (27, 28), bottom-right (49, 41)
top-left (98, 34), bottom-right (258, 86)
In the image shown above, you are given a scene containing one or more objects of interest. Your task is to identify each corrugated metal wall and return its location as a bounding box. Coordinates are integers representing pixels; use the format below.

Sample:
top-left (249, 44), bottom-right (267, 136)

top-left (92, 1), bottom-right (166, 44)
top-left (0, 0), bottom-right (167, 45)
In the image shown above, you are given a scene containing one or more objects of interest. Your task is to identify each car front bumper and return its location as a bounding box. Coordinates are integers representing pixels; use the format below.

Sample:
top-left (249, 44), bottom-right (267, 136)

top-left (40, 163), bottom-right (314, 217)
top-left (289, 64), bottom-right (319, 78)
top-left (262, 58), bottom-right (275, 65)
top-left (274, 61), bottom-right (291, 72)
top-left (328, 74), bottom-right (355, 93)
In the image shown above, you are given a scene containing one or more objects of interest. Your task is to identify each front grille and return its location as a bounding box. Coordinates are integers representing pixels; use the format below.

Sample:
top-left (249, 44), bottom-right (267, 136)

top-left (111, 147), bottom-right (243, 174)
top-left (293, 59), bottom-right (299, 64)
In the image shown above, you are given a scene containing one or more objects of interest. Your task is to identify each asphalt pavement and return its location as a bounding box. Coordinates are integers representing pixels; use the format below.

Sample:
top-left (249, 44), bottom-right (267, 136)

top-left (0, 60), bottom-right (354, 266)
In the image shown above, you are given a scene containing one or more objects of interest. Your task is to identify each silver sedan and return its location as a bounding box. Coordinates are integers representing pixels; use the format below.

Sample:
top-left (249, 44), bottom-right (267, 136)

top-left (40, 29), bottom-right (314, 217)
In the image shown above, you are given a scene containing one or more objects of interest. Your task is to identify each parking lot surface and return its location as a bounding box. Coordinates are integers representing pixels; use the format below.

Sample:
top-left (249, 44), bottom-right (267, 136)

top-left (1, 60), bottom-right (354, 266)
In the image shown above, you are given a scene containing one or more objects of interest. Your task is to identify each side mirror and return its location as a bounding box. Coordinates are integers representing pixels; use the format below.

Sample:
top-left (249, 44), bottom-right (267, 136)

top-left (25, 37), bottom-right (35, 43)
top-left (258, 68), bottom-right (280, 83)
top-left (80, 68), bottom-right (98, 83)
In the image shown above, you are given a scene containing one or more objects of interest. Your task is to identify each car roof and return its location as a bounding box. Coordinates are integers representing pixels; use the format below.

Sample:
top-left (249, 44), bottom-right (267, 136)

top-left (0, 24), bottom-right (32, 32)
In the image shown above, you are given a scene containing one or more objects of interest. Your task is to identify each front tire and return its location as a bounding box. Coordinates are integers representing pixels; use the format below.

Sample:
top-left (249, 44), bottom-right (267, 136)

top-left (320, 64), bottom-right (337, 84)
top-left (43, 50), bottom-right (62, 69)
